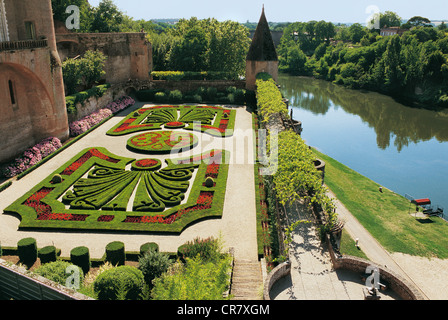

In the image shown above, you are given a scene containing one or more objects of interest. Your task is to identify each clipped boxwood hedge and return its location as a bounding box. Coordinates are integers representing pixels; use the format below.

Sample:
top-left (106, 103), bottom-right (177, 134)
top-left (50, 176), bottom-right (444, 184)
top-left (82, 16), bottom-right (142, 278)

top-left (17, 237), bottom-right (37, 266)
top-left (139, 242), bottom-right (159, 255)
top-left (38, 245), bottom-right (57, 264)
top-left (70, 246), bottom-right (90, 273)
top-left (105, 241), bottom-right (125, 266)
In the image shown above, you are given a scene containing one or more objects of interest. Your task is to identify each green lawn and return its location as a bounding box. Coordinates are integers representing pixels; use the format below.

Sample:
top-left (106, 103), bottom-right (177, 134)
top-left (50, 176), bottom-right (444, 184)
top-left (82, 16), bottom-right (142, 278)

top-left (313, 148), bottom-right (448, 259)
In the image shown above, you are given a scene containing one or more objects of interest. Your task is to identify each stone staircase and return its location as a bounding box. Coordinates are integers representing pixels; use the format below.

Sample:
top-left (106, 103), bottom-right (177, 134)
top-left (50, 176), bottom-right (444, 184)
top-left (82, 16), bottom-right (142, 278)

top-left (230, 259), bottom-right (263, 300)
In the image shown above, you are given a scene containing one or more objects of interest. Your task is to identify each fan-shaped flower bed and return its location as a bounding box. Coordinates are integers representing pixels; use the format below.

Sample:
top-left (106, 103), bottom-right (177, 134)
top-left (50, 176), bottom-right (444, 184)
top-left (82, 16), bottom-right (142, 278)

top-left (107, 105), bottom-right (236, 137)
top-left (4, 147), bottom-right (229, 233)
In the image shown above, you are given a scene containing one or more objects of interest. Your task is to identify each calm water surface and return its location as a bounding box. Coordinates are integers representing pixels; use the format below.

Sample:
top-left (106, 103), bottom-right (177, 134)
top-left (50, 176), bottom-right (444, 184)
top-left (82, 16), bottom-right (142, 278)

top-left (278, 74), bottom-right (448, 219)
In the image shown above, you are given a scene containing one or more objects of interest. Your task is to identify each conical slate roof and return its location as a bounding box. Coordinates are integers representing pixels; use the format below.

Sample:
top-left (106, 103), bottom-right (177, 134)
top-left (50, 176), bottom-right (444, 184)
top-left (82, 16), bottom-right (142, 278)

top-left (246, 7), bottom-right (278, 61)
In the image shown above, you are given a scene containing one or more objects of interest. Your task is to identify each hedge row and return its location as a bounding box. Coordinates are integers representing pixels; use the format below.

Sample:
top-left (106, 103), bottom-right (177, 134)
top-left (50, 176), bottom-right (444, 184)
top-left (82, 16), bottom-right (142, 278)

top-left (151, 71), bottom-right (239, 81)
top-left (256, 78), bottom-right (289, 122)
top-left (136, 86), bottom-right (246, 105)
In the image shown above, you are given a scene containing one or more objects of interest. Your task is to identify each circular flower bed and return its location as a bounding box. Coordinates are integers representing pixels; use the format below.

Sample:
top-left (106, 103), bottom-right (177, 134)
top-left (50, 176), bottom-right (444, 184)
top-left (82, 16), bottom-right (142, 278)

top-left (131, 158), bottom-right (162, 171)
top-left (127, 131), bottom-right (198, 154)
top-left (164, 121), bottom-right (186, 129)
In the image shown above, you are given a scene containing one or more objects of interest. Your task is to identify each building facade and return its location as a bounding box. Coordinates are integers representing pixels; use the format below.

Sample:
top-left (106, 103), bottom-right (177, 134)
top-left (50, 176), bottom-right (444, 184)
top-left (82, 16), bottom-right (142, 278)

top-left (0, 0), bottom-right (68, 163)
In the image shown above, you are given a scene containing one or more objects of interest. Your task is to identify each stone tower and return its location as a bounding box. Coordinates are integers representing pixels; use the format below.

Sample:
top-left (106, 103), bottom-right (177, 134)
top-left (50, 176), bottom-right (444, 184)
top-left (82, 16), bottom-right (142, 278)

top-left (245, 6), bottom-right (279, 90)
top-left (0, 0), bottom-right (68, 163)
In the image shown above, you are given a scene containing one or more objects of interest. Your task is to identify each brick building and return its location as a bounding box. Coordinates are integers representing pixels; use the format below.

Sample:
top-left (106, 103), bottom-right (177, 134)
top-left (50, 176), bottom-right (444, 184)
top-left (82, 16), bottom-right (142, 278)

top-left (0, 0), bottom-right (68, 163)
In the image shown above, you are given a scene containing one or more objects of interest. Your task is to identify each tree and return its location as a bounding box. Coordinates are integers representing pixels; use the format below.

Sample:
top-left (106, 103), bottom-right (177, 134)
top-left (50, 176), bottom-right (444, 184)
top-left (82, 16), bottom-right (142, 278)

top-left (168, 23), bottom-right (208, 71)
top-left (51, 0), bottom-right (93, 32)
top-left (379, 11), bottom-right (402, 28)
top-left (383, 36), bottom-right (404, 92)
top-left (438, 22), bottom-right (448, 31)
top-left (406, 16), bottom-right (432, 28)
top-left (286, 45), bottom-right (308, 75)
top-left (80, 50), bottom-right (107, 87)
top-left (62, 50), bottom-right (107, 94)
top-left (91, 0), bottom-right (124, 32)
top-left (349, 23), bottom-right (367, 43)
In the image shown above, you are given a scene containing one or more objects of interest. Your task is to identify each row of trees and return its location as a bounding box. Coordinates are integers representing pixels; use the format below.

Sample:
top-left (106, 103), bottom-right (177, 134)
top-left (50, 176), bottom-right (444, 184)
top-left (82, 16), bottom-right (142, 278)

top-left (278, 13), bottom-right (448, 109)
top-left (151, 17), bottom-right (250, 77)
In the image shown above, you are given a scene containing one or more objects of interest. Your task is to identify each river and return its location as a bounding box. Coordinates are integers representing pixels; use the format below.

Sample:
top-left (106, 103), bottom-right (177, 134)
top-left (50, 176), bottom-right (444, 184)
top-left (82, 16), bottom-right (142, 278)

top-left (278, 74), bottom-right (448, 220)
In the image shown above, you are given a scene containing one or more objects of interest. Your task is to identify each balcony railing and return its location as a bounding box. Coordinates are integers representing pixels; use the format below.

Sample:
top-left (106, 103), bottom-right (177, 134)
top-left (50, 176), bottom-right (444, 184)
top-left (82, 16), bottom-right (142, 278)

top-left (0, 39), bottom-right (48, 52)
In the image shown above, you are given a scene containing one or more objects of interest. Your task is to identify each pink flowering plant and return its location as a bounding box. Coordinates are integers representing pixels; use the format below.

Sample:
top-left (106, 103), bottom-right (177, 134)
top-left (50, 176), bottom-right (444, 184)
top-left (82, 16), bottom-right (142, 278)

top-left (1, 137), bottom-right (62, 178)
top-left (69, 96), bottom-right (135, 137)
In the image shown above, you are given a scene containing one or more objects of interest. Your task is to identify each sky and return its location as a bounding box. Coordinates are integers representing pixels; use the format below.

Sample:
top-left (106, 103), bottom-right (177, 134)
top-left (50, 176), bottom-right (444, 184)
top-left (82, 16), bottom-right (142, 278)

top-left (87, 0), bottom-right (448, 23)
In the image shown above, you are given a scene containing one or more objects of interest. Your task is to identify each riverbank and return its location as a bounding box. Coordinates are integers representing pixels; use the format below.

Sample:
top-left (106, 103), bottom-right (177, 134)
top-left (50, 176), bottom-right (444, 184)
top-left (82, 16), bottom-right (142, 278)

top-left (311, 148), bottom-right (448, 299)
top-left (312, 148), bottom-right (448, 259)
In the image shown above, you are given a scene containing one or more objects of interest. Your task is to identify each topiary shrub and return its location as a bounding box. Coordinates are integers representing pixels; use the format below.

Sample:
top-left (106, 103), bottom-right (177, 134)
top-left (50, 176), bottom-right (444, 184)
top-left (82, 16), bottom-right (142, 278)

top-left (17, 237), bottom-right (37, 267)
top-left (38, 245), bottom-right (57, 264)
top-left (70, 246), bottom-right (91, 274)
top-left (204, 177), bottom-right (214, 188)
top-left (168, 90), bottom-right (183, 103)
top-left (51, 174), bottom-right (63, 184)
top-left (105, 241), bottom-right (125, 266)
top-left (138, 249), bottom-right (172, 287)
top-left (154, 91), bottom-right (167, 103)
top-left (93, 265), bottom-right (144, 300)
top-left (34, 260), bottom-right (84, 287)
top-left (139, 242), bottom-right (159, 256)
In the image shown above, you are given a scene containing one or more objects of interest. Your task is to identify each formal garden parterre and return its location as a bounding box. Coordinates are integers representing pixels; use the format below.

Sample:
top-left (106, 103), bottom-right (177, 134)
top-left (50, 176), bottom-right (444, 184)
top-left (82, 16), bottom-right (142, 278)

top-left (3, 103), bottom-right (235, 234)
top-left (4, 146), bottom-right (229, 233)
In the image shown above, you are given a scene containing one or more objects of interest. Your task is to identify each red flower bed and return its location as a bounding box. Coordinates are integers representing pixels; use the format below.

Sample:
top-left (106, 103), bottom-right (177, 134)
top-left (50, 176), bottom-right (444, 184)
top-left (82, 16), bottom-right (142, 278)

top-left (205, 163), bottom-right (220, 178)
top-left (23, 187), bottom-right (88, 221)
top-left (124, 191), bottom-right (214, 225)
top-left (135, 159), bottom-right (159, 168)
top-left (61, 148), bottom-right (120, 176)
top-left (37, 213), bottom-right (88, 221)
top-left (97, 215), bottom-right (114, 222)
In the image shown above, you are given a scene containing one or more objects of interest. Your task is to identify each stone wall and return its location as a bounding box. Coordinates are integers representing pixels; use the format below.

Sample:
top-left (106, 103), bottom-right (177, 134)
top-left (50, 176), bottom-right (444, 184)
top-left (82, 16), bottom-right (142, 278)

top-left (263, 261), bottom-right (291, 300)
top-left (245, 60), bottom-right (279, 91)
top-left (56, 32), bottom-right (152, 84)
top-left (324, 235), bottom-right (426, 300)
top-left (67, 84), bottom-right (129, 123)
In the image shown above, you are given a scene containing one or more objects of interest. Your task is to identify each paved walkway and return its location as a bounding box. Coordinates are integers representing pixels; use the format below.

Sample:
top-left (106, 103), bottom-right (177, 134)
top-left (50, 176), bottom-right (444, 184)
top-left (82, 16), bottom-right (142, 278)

top-left (327, 189), bottom-right (429, 299)
top-left (271, 199), bottom-right (400, 300)
top-left (0, 102), bottom-right (259, 262)
top-left (271, 188), bottom-right (429, 300)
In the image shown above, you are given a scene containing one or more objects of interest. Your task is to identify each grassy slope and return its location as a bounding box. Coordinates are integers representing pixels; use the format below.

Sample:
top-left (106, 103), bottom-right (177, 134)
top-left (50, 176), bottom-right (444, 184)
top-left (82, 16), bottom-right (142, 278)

top-left (312, 148), bottom-right (448, 259)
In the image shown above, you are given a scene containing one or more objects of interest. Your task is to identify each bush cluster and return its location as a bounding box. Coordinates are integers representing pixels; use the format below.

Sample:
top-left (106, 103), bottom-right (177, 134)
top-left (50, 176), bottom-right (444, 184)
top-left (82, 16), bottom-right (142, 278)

top-left (151, 71), bottom-right (239, 81)
top-left (136, 86), bottom-right (246, 105)
top-left (66, 84), bottom-right (111, 114)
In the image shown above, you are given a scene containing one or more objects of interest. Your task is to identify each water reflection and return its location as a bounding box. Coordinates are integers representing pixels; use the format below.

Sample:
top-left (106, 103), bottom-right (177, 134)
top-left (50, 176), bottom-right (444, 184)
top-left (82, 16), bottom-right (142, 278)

top-left (279, 75), bottom-right (448, 152)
